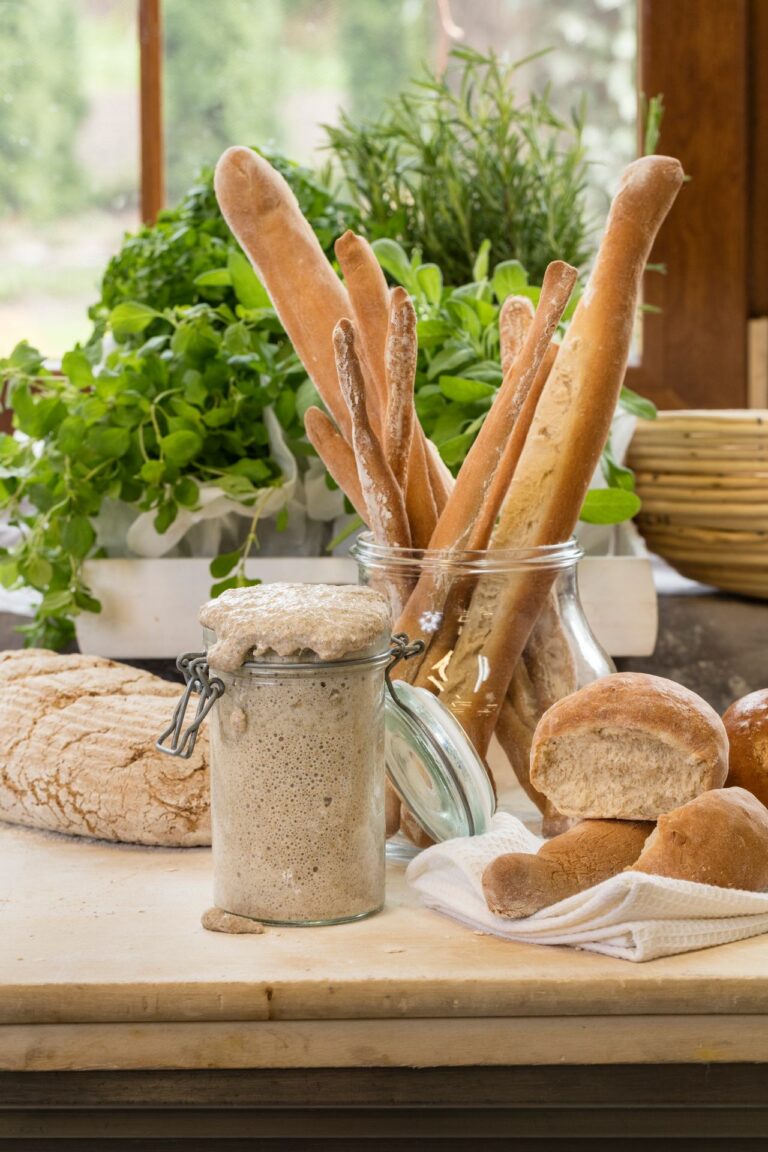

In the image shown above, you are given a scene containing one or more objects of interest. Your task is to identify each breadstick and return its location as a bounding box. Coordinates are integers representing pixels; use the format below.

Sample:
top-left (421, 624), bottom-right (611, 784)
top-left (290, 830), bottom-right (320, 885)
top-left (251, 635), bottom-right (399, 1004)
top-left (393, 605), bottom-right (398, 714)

top-left (482, 819), bottom-right (653, 920)
top-left (304, 407), bottom-right (368, 525)
top-left (395, 260), bottom-right (577, 651)
top-left (214, 146), bottom-right (352, 438)
top-left (335, 230), bottom-right (390, 427)
top-left (333, 319), bottom-right (411, 549)
top-left (385, 287), bottom-right (418, 493)
top-left (423, 436), bottom-right (453, 513)
top-left (499, 295), bottom-right (535, 377)
top-left (440, 155), bottom-right (685, 756)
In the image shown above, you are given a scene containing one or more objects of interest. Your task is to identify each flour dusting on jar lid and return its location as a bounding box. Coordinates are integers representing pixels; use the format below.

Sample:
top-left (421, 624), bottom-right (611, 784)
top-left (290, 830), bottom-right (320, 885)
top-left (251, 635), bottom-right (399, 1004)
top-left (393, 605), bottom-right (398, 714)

top-left (199, 583), bottom-right (392, 671)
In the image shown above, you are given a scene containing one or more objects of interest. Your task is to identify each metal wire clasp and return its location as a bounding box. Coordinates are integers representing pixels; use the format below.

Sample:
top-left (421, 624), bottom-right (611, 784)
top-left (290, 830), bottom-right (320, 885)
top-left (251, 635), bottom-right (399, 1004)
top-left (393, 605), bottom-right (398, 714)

top-left (156, 652), bottom-right (224, 760)
top-left (386, 632), bottom-right (425, 691)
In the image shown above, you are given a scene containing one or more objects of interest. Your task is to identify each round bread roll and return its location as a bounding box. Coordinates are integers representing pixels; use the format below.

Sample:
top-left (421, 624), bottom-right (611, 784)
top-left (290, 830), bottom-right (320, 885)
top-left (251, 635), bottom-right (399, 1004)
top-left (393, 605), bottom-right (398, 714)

top-left (723, 688), bottom-right (768, 806)
top-left (529, 672), bottom-right (729, 821)
top-left (631, 787), bottom-right (768, 890)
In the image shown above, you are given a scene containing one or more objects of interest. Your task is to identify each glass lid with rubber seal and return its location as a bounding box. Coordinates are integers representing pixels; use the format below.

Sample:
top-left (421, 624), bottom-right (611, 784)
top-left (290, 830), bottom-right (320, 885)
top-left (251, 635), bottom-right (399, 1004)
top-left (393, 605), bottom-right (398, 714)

top-left (384, 637), bottom-right (496, 843)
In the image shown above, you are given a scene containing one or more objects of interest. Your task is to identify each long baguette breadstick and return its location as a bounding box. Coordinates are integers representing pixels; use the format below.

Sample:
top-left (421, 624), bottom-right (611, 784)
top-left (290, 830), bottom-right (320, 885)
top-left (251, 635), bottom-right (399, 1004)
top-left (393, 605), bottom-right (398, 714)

top-left (334, 230), bottom-right (390, 427)
top-left (334, 319), bottom-right (411, 549)
top-left (214, 146), bottom-right (352, 438)
top-left (440, 155), bottom-right (685, 756)
top-left (423, 437), bottom-right (453, 513)
top-left (304, 406), bottom-right (368, 525)
top-left (394, 261), bottom-right (577, 651)
top-left (332, 230), bottom-right (443, 537)
top-left (482, 819), bottom-right (653, 920)
top-left (385, 287), bottom-right (418, 493)
top-left (499, 295), bottom-right (535, 376)
top-left (410, 343), bottom-right (558, 691)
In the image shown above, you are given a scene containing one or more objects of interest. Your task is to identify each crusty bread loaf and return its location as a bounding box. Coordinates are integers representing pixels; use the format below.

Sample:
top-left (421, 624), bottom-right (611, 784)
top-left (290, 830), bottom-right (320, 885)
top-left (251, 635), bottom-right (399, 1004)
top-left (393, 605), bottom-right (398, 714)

top-left (0, 650), bottom-right (210, 847)
top-left (631, 787), bottom-right (768, 890)
top-left (723, 689), bottom-right (768, 806)
top-left (483, 818), bottom-right (653, 919)
top-left (529, 672), bottom-right (729, 821)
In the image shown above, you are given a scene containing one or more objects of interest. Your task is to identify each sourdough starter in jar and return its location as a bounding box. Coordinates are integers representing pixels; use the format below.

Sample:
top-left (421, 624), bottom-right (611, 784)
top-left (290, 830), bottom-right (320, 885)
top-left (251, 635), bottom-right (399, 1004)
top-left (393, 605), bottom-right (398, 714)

top-left (199, 584), bottom-right (392, 925)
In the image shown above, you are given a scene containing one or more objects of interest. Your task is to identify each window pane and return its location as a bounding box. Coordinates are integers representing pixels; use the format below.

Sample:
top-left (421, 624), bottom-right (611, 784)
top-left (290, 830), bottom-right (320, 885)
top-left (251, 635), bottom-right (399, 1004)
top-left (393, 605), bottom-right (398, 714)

top-left (162, 0), bottom-right (636, 209)
top-left (0, 0), bottom-right (140, 357)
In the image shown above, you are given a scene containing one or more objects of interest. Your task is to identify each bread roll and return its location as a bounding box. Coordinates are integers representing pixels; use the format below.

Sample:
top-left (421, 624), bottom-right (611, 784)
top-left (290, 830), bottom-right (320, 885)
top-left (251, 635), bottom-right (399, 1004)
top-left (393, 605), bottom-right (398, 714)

top-left (0, 650), bottom-right (210, 847)
top-left (529, 672), bottom-right (729, 821)
top-left (483, 818), bottom-right (653, 919)
top-left (631, 787), bottom-right (768, 890)
top-left (723, 689), bottom-right (768, 806)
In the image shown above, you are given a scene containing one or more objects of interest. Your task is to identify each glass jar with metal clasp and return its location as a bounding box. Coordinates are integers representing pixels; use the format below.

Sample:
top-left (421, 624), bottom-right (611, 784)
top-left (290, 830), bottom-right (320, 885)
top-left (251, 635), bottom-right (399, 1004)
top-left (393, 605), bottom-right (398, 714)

top-left (157, 628), bottom-right (496, 925)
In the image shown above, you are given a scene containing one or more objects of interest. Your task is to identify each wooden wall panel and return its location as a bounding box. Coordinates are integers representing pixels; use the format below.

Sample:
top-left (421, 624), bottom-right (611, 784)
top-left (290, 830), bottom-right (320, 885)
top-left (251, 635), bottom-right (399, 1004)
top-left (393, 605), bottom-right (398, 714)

top-left (633, 0), bottom-right (749, 409)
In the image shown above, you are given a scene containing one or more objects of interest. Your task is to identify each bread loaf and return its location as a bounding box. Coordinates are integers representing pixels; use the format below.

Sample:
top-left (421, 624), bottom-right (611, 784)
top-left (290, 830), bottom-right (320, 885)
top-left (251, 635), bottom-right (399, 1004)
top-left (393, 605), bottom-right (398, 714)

top-left (529, 672), bottom-right (729, 820)
top-left (0, 650), bottom-right (210, 847)
top-left (723, 689), bottom-right (768, 806)
top-left (483, 818), bottom-right (653, 919)
top-left (631, 787), bottom-right (768, 891)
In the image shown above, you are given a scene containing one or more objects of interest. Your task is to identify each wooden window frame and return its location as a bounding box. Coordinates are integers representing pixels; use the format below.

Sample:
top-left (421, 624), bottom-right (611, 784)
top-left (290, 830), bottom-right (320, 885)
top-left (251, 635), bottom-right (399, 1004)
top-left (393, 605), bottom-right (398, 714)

top-left (138, 0), bottom-right (765, 410)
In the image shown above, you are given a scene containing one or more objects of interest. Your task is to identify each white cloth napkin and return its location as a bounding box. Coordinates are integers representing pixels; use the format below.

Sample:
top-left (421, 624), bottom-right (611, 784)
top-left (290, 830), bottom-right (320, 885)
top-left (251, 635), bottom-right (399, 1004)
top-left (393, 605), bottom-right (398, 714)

top-left (406, 812), bottom-right (768, 961)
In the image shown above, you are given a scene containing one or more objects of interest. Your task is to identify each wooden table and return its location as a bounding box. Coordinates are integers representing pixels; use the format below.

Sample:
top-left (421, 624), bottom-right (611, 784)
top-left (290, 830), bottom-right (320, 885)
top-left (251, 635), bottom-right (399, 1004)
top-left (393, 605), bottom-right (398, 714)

top-left (3, 823), bottom-right (768, 1145)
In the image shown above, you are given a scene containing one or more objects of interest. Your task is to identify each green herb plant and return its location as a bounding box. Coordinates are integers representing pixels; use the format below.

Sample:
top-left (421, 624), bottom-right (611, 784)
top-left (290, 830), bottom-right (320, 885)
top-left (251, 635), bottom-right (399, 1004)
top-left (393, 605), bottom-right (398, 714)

top-left (324, 47), bottom-right (592, 286)
top-left (0, 257), bottom-right (321, 647)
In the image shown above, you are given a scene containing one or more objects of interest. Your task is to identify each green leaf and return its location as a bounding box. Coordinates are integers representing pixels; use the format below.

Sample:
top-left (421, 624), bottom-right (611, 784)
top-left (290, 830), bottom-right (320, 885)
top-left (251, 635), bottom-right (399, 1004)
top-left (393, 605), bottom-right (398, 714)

top-left (109, 302), bottom-right (161, 338)
top-left (209, 549), bottom-right (241, 579)
top-left (154, 502), bottom-right (178, 534)
top-left (57, 416), bottom-right (87, 455)
top-left (228, 251), bottom-right (271, 308)
top-left (21, 555), bottom-right (53, 590)
top-left (8, 341), bottom-right (43, 373)
top-left (491, 260), bottom-right (529, 303)
top-left (229, 458), bottom-right (271, 482)
top-left (174, 477), bottom-right (200, 507)
top-left (74, 588), bottom-right (102, 613)
top-left (439, 431), bottom-right (475, 467)
top-left (371, 238), bottom-right (414, 288)
top-left (296, 377), bottom-right (322, 423)
top-left (601, 442), bottom-right (636, 492)
top-left (39, 589), bottom-right (76, 617)
top-left (620, 386), bottom-right (657, 421)
top-left (62, 516), bottom-right (96, 559)
top-left (87, 426), bottom-right (131, 458)
top-left (160, 429), bottom-right (203, 465)
top-left (426, 346), bottom-right (475, 380)
top-left (61, 348), bottom-right (94, 388)
top-left (579, 488), bottom-right (642, 525)
top-left (472, 239), bottom-right (491, 283)
top-left (210, 575), bottom-right (261, 598)
top-left (416, 264), bottom-right (443, 306)
top-left (193, 268), bottom-right (233, 288)
top-left (140, 460), bottom-right (166, 485)
top-left (438, 375), bottom-right (496, 403)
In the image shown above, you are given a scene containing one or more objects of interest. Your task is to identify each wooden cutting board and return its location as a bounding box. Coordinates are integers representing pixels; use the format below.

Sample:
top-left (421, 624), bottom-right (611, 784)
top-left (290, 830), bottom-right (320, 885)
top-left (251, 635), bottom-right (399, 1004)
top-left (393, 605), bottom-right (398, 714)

top-left (3, 823), bottom-right (768, 1071)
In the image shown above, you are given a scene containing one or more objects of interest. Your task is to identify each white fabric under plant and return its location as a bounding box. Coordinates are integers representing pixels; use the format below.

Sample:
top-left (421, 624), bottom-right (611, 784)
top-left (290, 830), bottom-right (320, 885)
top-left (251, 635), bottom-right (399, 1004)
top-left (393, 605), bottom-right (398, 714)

top-left (406, 812), bottom-right (768, 962)
top-left (95, 407), bottom-right (346, 560)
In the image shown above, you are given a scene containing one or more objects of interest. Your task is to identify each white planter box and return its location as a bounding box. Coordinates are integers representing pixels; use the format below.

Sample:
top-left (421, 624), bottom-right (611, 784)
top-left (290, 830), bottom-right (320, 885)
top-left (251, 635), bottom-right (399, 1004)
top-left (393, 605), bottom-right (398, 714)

top-left (76, 555), bottom-right (657, 660)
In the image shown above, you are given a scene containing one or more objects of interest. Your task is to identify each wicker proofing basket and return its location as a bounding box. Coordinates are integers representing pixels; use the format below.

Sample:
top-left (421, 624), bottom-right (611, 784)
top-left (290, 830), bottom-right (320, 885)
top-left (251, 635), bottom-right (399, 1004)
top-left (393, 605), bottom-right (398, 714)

top-left (628, 409), bottom-right (768, 600)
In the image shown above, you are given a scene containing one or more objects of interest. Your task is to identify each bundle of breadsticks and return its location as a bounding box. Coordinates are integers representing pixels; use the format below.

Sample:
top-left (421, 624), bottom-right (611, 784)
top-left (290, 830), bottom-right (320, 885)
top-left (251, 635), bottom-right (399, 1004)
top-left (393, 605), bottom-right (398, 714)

top-left (215, 146), bottom-right (684, 840)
